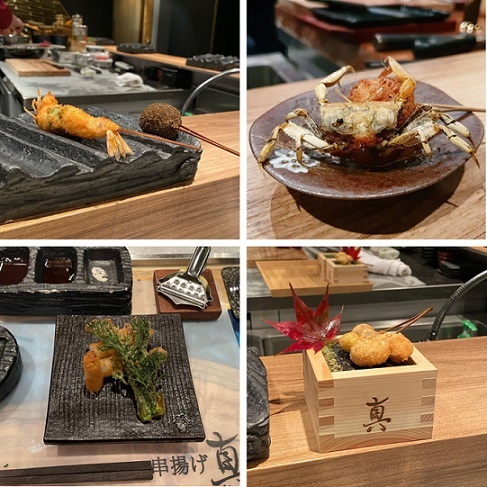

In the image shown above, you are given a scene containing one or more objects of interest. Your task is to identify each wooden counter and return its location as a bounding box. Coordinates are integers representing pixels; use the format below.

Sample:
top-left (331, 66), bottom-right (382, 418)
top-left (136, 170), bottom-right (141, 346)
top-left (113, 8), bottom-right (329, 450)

top-left (248, 338), bottom-right (487, 486)
top-left (105, 46), bottom-right (239, 78)
top-left (247, 52), bottom-right (485, 239)
top-left (0, 111), bottom-right (239, 239)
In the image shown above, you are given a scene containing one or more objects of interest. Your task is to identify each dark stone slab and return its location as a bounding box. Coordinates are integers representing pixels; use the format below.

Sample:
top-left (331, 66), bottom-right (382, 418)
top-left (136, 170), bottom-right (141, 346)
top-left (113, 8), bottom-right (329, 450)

top-left (44, 314), bottom-right (205, 443)
top-left (0, 325), bottom-right (22, 402)
top-left (0, 246), bottom-right (132, 315)
top-left (0, 108), bottom-right (201, 223)
top-left (247, 347), bottom-right (270, 465)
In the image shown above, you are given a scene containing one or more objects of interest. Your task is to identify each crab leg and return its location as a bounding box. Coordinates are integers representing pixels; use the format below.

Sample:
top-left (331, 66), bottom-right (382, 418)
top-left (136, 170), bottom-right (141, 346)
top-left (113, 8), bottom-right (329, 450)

top-left (437, 124), bottom-right (479, 167)
top-left (437, 112), bottom-right (474, 142)
top-left (258, 121), bottom-right (332, 165)
top-left (380, 57), bottom-right (416, 106)
top-left (258, 109), bottom-right (326, 164)
top-left (315, 65), bottom-right (355, 110)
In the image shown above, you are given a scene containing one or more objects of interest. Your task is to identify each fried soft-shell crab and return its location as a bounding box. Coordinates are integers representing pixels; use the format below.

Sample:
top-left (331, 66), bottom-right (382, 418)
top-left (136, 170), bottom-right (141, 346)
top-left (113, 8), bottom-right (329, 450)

top-left (258, 57), bottom-right (478, 167)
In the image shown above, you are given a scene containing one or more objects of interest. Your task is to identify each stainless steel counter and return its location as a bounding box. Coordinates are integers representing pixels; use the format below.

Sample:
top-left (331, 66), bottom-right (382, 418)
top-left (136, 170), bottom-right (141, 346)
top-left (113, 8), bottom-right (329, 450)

top-left (0, 61), bottom-right (186, 116)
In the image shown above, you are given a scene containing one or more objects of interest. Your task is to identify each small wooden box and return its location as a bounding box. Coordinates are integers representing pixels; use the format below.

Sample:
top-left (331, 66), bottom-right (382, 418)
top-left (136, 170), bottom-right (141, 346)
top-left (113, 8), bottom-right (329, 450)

top-left (318, 254), bottom-right (368, 285)
top-left (153, 269), bottom-right (222, 321)
top-left (303, 347), bottom-right (437, 453)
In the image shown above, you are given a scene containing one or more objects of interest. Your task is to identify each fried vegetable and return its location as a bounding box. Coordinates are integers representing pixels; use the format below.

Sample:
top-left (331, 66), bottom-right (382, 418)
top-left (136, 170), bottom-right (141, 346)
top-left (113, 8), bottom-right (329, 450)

top-left (386, 332), bottom-right (414, 363)
top-left (350, 335), bottom-right (390, 367)
top-left (83, 350), bottom-right (104, 394)
top-left (85, 317), bottom-right (168, 422)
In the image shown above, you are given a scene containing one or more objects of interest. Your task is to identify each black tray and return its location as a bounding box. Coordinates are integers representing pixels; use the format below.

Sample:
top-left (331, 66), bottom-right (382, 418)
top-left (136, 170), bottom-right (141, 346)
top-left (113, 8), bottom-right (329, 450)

top-left (0, 108), bottom-right (201, 223)
top-left (0, 326), bottom-right (22, 402)
top-left (186, 54), bottom-right (239, 71)
top-left (312, 3), bottom-right (450, 28)
top-left (0, 247), bottom-right (132, 315)
top-left (44, 314), bottom-right (205, 443)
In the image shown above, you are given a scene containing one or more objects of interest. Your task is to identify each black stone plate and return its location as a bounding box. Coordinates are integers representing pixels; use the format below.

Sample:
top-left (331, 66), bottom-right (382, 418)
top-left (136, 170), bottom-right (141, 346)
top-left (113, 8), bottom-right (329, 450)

top-left (0, 326), bottom-right (22, 402)
top-left (44, 314), bottom-right (205, 443)
top-left (249, 81), bottom-right (484, 199)
top-left (0, 247), bottom-right (132, 315)
top-left (221, 267), bottom-right (240, 320)
top-left (0, 107), bottom-right (201, 223)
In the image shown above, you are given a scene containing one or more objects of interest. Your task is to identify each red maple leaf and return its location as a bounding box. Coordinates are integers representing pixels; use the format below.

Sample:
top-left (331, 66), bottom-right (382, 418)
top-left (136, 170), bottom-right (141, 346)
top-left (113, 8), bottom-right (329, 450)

top-left (265, 284), bottom-right (343, 354)
top-left (342, 246), bottom-right (361, 262)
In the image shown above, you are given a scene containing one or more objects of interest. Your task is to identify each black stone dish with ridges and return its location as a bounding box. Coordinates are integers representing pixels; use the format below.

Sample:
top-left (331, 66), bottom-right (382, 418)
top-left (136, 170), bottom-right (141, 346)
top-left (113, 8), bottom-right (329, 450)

top-left (0, 108), bottom-right (201, 223)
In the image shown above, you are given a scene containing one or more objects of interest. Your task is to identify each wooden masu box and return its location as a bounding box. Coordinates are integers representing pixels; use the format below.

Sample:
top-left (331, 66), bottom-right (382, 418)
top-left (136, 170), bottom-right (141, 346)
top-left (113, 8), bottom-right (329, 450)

top-left (318, 254), bottom-right (369, 285)
top-left (303, 347), bottom-right (437, 453)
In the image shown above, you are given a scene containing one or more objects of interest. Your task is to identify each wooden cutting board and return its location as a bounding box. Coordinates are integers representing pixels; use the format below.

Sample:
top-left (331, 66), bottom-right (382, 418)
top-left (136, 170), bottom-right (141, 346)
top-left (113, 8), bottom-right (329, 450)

top-left (256, 260), bottom-right (373, 297)
top-left (6, 59), bottom-right (71, 77)
top-left (153, 269), bottom-right (222, 320)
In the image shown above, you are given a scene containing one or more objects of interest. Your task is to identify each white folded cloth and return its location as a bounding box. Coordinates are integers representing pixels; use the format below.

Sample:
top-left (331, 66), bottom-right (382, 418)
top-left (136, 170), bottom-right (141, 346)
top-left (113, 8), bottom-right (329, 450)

top-left (369, 247), bottom-right (400, 260)
top-left (359, 250), bottom-right (412, 277)
top-left (115, 73), bottom-right (143, 87)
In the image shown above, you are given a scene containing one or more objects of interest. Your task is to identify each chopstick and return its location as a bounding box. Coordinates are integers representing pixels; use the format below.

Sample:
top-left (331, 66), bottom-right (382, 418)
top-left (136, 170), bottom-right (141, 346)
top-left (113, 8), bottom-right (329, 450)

top-left (0, 460), bottom-right (153, 485)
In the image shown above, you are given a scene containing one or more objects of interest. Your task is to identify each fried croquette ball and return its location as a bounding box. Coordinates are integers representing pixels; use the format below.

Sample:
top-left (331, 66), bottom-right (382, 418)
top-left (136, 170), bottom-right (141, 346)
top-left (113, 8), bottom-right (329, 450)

top-left (352, 323), bottom-right (378, 338)
top-left (350, 335), bottom-right (390, 367)
top-left (139, 102), bottom-right (181, 140)
top-left (83, 350), bottom-right (104, 394)
top-left (386, 333), bottom-right (414, 363)
top-left (335, 251), bottom-right (354, 265)
top-left (339, 331), bottom-right (360, 353)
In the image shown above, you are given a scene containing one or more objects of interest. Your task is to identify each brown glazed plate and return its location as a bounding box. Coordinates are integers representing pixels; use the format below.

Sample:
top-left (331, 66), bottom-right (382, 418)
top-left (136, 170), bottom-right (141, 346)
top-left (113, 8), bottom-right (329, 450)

top-left (44, 314), bottom-right (205, 443)
top-left (249, 81), bottom-right (484, 199)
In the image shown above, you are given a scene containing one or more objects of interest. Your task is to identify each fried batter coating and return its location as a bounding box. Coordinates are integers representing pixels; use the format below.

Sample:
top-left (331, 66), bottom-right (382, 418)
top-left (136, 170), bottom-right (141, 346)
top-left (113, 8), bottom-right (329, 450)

top-left (338, 331), bottom-right (360, 353)
top-left (386, 332), bottom-right (414, 363)
top-left (352, 323), bottom-right (378, 338)
top-left (89, 341), bottom-right (116, 359)
top-left (83, 350), bottom-right (104, 394)
top-left (350, 335), bottom-right (390, 367)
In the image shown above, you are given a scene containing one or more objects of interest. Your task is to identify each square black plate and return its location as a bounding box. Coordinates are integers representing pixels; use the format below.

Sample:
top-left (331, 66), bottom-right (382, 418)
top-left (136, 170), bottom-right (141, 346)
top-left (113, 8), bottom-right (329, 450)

top-left (44, 314), bottom-right (205, 443)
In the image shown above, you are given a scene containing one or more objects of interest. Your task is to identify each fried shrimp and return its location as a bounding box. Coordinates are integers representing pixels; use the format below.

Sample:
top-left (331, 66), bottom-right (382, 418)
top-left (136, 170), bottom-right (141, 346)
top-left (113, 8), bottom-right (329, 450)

top-left (29, 91), bottom-right (134, 161)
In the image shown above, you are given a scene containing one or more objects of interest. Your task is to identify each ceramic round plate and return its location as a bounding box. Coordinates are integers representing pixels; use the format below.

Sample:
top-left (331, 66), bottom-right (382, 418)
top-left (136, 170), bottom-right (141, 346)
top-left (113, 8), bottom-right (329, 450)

top-left (249, 81), bottom-right (484, 199)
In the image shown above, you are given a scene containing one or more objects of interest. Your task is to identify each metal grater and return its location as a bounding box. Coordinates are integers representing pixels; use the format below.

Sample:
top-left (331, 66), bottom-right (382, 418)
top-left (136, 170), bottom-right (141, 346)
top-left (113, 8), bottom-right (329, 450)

top-left (157, 247), bottom-right (212, 309)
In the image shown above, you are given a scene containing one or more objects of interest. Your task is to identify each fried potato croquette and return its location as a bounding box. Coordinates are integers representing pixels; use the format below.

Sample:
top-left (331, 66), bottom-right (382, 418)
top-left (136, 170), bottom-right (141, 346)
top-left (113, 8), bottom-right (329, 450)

top-left (352, 323), bottom-right (378, 337)
top-left (83, 350), bottom-right (104, 394)
top-left (338, 331), bottom-right (361, 353)
top-left (350, 335), bottom-right (390, 367)
top-left (386, 332), bottom-right (414, 363)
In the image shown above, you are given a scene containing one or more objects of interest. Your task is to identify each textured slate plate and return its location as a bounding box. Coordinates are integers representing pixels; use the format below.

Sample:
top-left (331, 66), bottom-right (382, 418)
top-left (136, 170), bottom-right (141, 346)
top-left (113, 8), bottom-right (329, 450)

top-left (249, 81), bottom-right (484, 199)
top-left (222, 267), bottom-right (240, 320)
top-left (0, 325), bottom-right (22, 402)
top-left (44, 314), bottom-right (205, 443)
top-left (0, 107), bottom-right (201, 223)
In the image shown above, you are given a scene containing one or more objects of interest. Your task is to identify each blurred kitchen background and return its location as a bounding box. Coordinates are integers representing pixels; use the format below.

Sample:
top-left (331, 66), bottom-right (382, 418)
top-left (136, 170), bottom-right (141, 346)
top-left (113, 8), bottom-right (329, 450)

top-left (0, 0), bottom-right (239, 116)
top-left (247, 0), bottom-right (485, 88)
top-left (248, 246), bottom-right (487, 354)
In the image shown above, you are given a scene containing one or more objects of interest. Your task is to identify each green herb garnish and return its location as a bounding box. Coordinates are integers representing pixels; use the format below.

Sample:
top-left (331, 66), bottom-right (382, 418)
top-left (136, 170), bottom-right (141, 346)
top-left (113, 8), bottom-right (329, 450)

top-left (85, 317), bottom-right (168, 422)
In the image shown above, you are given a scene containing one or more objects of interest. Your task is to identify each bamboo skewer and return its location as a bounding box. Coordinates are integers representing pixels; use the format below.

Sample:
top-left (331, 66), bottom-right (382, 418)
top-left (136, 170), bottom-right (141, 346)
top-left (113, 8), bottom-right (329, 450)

top-left (381, 306), bottom-right (433, 334)
top-left (430, 103), bottom-right (485, 113)
top-left (180, 124), bottom-right (240, 157)
top-left (118, 128), bottom-right (201, 151)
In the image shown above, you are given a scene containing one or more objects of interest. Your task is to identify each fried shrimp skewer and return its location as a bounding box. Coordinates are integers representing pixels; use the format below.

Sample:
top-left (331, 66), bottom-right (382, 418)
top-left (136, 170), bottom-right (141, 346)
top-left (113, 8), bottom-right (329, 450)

top-left (28, 90), bottom-right (134, 161)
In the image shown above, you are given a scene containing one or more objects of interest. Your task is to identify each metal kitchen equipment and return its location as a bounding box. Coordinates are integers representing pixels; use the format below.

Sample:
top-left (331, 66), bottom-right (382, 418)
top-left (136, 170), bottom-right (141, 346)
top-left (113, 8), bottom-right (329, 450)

top-left (157, 247), bottom-right (212, 309)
